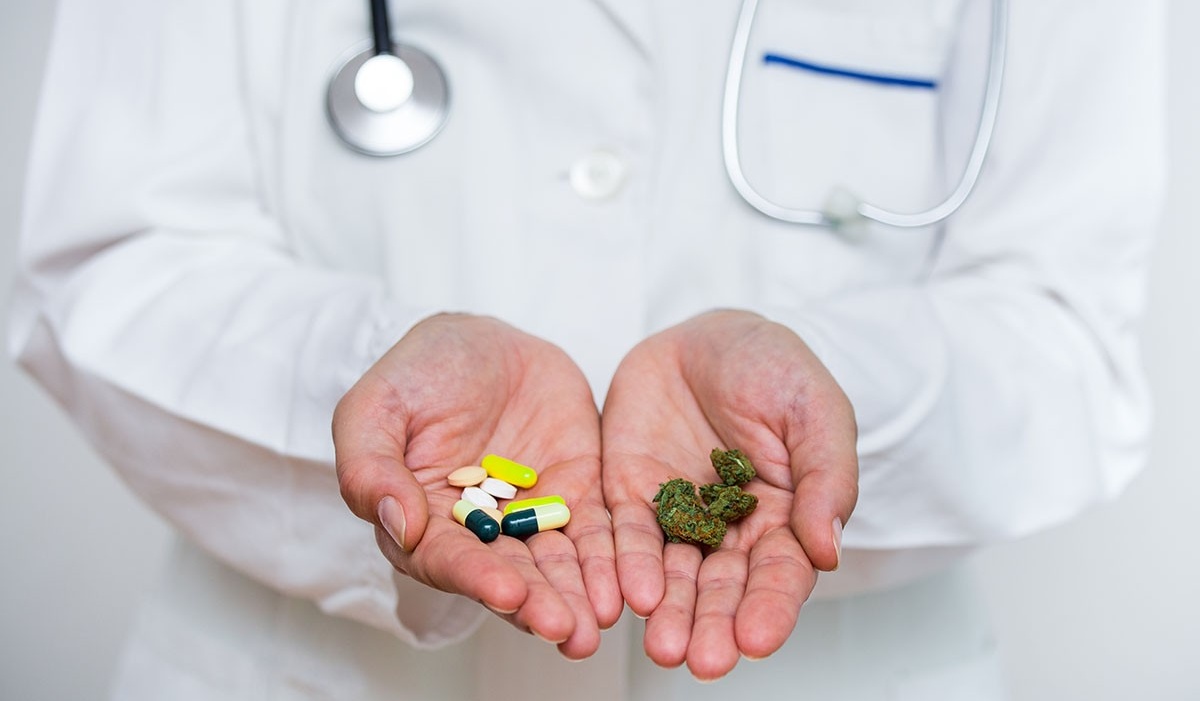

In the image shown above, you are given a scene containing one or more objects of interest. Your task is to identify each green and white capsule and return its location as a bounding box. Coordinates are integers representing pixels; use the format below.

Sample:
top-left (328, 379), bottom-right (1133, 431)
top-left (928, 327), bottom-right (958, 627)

top-left (500, 502), bottom-right (571, 537)
top-left (452, 499), bottom-right (500, 543)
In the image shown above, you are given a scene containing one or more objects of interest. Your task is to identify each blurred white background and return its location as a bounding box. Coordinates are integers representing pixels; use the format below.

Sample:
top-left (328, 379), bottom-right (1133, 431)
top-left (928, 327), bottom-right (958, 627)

top-left (1, 2), bottom-right (1196, 699)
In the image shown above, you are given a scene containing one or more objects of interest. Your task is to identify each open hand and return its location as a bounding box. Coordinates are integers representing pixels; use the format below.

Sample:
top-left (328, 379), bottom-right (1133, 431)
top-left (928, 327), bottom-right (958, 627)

top-left (334, 314), bottom-right (620, 658)
top-left (602, 310), bottom-right (858, 679)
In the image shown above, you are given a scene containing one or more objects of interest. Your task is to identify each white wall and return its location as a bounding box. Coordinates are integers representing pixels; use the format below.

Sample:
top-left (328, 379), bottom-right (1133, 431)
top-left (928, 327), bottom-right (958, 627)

top-left (0, 3), bottom-right (1196, 699)
top-left (976, 2), bottom-right (1200, 697)
top-left (0, 9), bottom-right (170, 701)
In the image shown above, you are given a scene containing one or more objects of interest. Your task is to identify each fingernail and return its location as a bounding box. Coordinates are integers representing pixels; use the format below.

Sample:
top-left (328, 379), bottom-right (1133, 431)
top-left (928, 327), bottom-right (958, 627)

top-left (378, 496), bottom-right (407, 552)
top-left (831, 517), bottom-right (843, 571)
top-left (485, 603), bottom-right (519, 616)
top-left (531, 629), bottom-right (569, 645)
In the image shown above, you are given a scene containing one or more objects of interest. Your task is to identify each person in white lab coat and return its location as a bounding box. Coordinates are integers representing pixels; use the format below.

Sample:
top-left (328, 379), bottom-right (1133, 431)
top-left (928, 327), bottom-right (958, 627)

top-left (9, 0), bottom-right (1166, 699)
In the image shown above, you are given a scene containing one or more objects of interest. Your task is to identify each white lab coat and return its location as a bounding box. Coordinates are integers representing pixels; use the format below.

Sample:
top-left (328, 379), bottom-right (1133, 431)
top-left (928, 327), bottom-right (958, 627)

top-left (10, 0), bottom-right (1165, 698)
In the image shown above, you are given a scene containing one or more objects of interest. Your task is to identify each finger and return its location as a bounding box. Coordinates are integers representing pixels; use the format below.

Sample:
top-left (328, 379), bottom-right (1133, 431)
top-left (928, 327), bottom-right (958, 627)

top-left (788, 387), bottom-right (858, 572)
top-left (567, 498), bottom-right (623, 630)
top-left (492, 535), bottom-right (578, 646)
top-left (685, 548), bottom-right (748, 682)
top-left (735, 526), bottom-right (813, 660)
top-left (384, 518), bottom-right (529, 615)
top-left (642, 543), bottom-right (702, 668)
top-left (611, 501), bottom-right (667, 617)
top-left (523, 531), bottom-right (602, 660)
top-left (334, 386), bottom-right (430, 553)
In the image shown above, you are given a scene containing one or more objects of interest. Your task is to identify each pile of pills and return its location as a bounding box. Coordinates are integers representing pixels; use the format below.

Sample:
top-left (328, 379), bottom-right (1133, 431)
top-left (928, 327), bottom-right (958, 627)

top-left (449, 454), bottom-right (570, 542)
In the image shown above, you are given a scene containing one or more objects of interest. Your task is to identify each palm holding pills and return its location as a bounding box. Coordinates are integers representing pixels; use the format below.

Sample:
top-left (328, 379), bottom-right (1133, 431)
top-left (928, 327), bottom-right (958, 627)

top-left (333, 314), bottom-right (620, 660)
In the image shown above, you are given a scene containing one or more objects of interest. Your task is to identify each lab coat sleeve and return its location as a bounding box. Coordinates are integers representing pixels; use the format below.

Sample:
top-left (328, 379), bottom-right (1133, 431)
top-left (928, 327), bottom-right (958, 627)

top-left (7, 0), bottom-right (487, 646)
top-left (769, 1), bottom-right (1166, 585)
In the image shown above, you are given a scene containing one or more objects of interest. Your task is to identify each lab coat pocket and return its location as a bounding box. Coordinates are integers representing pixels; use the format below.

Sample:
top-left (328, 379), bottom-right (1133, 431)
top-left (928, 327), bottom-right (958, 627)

top-left (737, 0), bottom-right (959, 219)
top-left (737, 1), bottom-right (959, 304)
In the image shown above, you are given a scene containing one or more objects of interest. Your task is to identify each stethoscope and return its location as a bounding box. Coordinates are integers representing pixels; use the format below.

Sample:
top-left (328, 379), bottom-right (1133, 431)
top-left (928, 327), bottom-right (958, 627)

top-left (326, 0), bottom-right (449, 156)
top-left (327, 0), bottom-right (1007, 229)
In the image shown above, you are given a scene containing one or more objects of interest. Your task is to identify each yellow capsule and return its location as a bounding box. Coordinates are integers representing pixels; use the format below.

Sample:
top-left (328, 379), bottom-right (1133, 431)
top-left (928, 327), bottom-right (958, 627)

top-left (481, 454), bottom-right (538, 489)
top-left (503, 495), bottom-right (567, 516)
top-left (501, 503), bottom-right (571, 537)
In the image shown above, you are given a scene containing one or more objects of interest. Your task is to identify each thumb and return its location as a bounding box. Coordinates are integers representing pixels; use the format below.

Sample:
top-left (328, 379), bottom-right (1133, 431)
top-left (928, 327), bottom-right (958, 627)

top-left (333, 391), bottom-right (430, 553)
top-left (787, 393), bottom-right (858, 572)
top-left (790, 466), bottom-right (857, 572)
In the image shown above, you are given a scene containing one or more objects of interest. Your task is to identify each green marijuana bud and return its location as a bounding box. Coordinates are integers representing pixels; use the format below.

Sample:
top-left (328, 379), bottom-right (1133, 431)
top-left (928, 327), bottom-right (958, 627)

top-left (699, 483), bottom-right (759, 522)
top-left (710, 448), bottom-right (756, 486)
top-left (654, 449), bottom-right (764, 548)
top-left (653, 478), bottom-right (728, 548)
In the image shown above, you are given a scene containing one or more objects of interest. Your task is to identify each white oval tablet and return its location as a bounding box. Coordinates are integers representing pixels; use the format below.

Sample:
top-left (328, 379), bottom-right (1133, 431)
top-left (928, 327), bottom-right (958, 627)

top-left (479, 477), bottom-right (518, 500)
top-left (462, 486), bottom-right (499, 510)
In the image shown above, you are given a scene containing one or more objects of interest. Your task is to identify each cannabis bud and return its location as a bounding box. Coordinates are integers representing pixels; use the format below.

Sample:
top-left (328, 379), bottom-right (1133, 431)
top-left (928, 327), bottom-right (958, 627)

top-left (699, 483), bottom-right (759, 522)
top-left (653, 478), bottom-right (728, 548)
top-left (710, 448), bottom-right (756, 486)
top-left (653, 449), bottom-right (761, 549)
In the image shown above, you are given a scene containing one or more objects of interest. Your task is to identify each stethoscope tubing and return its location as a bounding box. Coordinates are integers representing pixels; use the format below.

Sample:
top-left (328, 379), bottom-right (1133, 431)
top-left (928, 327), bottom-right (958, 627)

top-left (371, 0), bottom-right (392, 55)
top-left (721, 0), bottom-right (1008, 228)
top-left (331, 0), bottom-right (1007, 229)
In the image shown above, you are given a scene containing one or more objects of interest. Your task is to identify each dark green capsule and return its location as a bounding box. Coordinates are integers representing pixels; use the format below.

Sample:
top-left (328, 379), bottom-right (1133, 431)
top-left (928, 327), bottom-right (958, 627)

top-left (500, 503), bottom-right (571, 537)
top-left (464, 510), bottom-right (500, 542)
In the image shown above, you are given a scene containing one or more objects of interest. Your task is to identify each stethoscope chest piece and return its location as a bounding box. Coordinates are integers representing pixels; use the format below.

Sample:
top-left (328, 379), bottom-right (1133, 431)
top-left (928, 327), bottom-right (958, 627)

top-left (327, 43), bottom-right (449, 157)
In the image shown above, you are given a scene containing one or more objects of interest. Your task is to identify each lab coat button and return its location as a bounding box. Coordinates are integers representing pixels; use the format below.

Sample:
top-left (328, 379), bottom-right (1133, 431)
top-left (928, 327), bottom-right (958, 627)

top-left (569, 150), bottom-right (627, 200)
